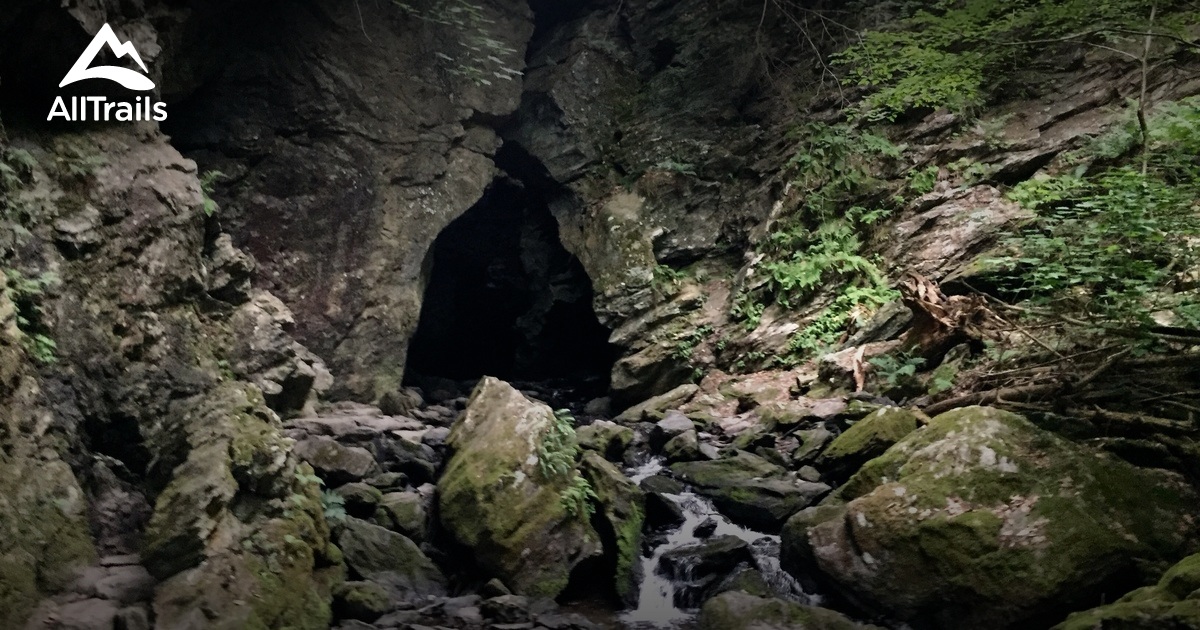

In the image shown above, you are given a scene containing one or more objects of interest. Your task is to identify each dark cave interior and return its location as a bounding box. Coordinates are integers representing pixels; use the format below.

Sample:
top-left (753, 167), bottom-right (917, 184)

top-left (403, 170), bottom-right (615, 390)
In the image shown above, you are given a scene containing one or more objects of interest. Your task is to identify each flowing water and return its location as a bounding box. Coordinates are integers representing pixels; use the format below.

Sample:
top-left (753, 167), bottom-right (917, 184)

top-left (617, 459), bottom-right (818, 628)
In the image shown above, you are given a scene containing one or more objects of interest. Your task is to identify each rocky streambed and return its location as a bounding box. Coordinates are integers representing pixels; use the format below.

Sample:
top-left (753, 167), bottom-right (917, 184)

top-left (132, 369), bottom-right (1193, 630)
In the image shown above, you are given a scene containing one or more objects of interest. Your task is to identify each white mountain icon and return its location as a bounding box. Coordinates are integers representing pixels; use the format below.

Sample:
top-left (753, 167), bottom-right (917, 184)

top-left (59, 23), bottom-right (155, 91)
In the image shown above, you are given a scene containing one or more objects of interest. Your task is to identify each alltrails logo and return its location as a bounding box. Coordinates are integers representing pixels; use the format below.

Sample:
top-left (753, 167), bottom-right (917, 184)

top-left (47, 23), bottom-right (167, 122)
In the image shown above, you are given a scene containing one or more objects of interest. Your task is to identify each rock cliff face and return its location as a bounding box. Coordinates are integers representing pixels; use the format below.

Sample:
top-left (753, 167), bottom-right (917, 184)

top-left (2, 0), bottom-right (1199, 628)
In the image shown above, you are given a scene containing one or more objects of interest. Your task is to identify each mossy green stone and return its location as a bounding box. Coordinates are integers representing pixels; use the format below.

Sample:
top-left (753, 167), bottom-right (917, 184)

top-left (438, 378), bottom-right (601, 598)
top-left (699, 591), bottom-right (875, 630)
top-left (580, 451), bottom-right (645, 606)
top-left (815, 406), bottom-right (919, 479)
top-left (784, 406), bottom-right (1200, 630)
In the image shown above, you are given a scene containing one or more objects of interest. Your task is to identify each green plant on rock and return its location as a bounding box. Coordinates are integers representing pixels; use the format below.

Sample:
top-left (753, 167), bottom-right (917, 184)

top-left (984, 96), bottom-right (1200, 331)
top-left (199, 170), bottom-right (225, 217)
top-left (868, 352), bottom-right (926, 389)
top-left (834, 0), bottom-right (1196, 121)
top-left (3, 269), bottom-right (59, 364)
top-left (320, 490), bottom-right (347, 522)
top-left (907, 164), bottom-right (940, 195)
top-left (537, 409), bottom-right (598, 521)
top-left (560, 474), bottom-right (597, 519)
top-left (733, 122), bottom-right (901, 348)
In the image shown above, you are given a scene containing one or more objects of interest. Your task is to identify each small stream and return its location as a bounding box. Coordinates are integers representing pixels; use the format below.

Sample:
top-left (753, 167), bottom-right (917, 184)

top-left (617, 459), bottom-right (818, 628)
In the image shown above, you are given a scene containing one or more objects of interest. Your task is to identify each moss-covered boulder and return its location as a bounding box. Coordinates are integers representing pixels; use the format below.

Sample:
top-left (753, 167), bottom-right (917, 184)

top-left (671, 451), bottom-right (831, 529)
top-left (336, 517), bottom-right (444, 598)
top-left (1052, 553), bottom-right (1200, 629)
top-left (374, 491), bottom-right (428, 542)
top-left (438, 377), bottom-right (602, 598)
top-left (0, 453), bottom-right (96, 629)
top-left (577, 420), bottom-right (635, 461)
top-left (579, 451), bottom-right (645, 607)
top-left (782, 406), bottom-right (1200, 629)
top-left (814, 406), bottom-right (919, 481)
top-left (699, 591), bottom-right (875, 630)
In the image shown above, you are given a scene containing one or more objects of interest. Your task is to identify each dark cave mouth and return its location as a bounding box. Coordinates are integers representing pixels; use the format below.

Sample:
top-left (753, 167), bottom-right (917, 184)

top-left (404, 173), bottom-right (616, 398)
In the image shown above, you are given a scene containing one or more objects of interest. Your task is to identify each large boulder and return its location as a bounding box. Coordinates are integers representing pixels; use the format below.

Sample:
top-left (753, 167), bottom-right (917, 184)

top-left (782, 406), bottom-right (1200, 629)
top-left (671, 451), bottom-right (831, 529)
top-left (579, 451), bottom-right (645, 607)
top-left (699, 591), bottom-right (874, 630)
top-left (1053, 553), bottom-right (1200, 629)
top-left (438, 378), bottom-right (602, 598)
top-left (337, 518), bottom-right (445, 599)
top-left (814, 407), bottom-right (920, 481)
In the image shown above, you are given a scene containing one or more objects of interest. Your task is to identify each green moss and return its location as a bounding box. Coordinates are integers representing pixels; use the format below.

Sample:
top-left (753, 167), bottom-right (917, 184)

top-left (0, 454), bottom-right (96, 627)
top-left (699, 591), bottom-right (869, 630)
top-left (789, 406), bottom-right (1200, 627)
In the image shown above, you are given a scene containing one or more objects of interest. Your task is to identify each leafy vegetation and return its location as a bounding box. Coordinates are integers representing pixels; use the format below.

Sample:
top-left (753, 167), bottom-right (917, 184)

top-left (985, 97), bottom-right (1200, 330)
top-left (3, 269), bottom-right (58, 364)
top-left (733, 122), bottom-right (901, 363)
top-left (836, 0), bottom-right (1195, 121)
top-left (537, 409), bottom-right (597, 520)
top-left (200, 170), bottom-right (225, 217)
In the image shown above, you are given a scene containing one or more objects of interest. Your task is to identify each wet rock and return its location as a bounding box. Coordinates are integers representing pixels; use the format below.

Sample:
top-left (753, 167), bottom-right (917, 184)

top-left (337, 482), bottom-right (384, 518)
top-left (481, 594), bottom-right (532, 623)
top-left (116, 605), bottom-right (151, 630)
top-left (577, 420), bottom-right (635, 461)
top-left (481, 578), bottom-right (512, 598)
top-left (375, 491), bottom-right (428, 542)
top-left (662, 429), bottom-right (703, 463)
top-left (205, 233), bottom-right (255, 304)
top-left (783, 406), bottom-right (1200, 629)
top-left (791, 428), bottom-right (834, 466)
top-left (43, 598), bottom-right (120, 630)
top-left (333, 580), bottom-right (392, 621)
top-left (693, 518), bottom-right (718, 539)
top-left (364, 472), bottom-right (408, 493)
top-left (579, 452), bottom-right (645, 607)
top-left (644, 492), bottom-right (687, 530)
top-left (671, 451), bottom-right (831, 529)
top-left (1053, 553), bottom-right (1200, 629)
top-left (659, 535), bottom-right (753, 608)
top-left (294, 436), bottom-right (379, 485)
top-left (652, 411), bottom-right (697, 450)
top-left (438, 378), bottom-right (601, 598)
top-left (94, 565), bottom-right (155, 604)
top-left (337, 517), bottom-right (445, 599)
top-left (797, 466), bottom-right (822, 483)
top-left (615, 384), bottom-right (700, 422)
top-left (715, 567), bottom-right (773, 598)
top-left (371, 435), bottom-right (439, 485)
top-left (699, 591), bottom-right (873, 630)
top-left (814, 407), bottom-right (921, 481)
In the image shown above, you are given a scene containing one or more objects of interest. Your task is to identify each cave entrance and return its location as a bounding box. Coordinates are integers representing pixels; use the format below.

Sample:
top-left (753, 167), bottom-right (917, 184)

top-left (404, 175), bottom-right (615, 400)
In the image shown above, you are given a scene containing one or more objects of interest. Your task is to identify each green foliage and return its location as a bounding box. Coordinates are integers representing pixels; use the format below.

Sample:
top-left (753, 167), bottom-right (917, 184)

top-left (538, 409), bottom-right (580, 480)
top-left (869, 352), bottom-right (926, 389)
top-left (534, 409), bottom-right (597, 521)
top-left (652, 264), bottom-right (687, 296)
top-left (199, 170), bottom-right (225, 217)
top-left (54, 143), bottom-right (104, 181)
top-left (786, 285), bottom-right (898, 359)
top-left (733, 123), bottom-right (901, 362)
top-left (836, 0), bottom-right (1195, 121)
top-left (392, 0), bottom-right (522, 86)
top-left (3, 269), bottom-right (59, 364)
top-left (985, 97), bottom-right (1200, 328)
top-left (907, 164), bottom-right (940, 195)
top-left (320, 490), bottom-right (347, 522)
top-left (560, 475), bottom-right (597, 519)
